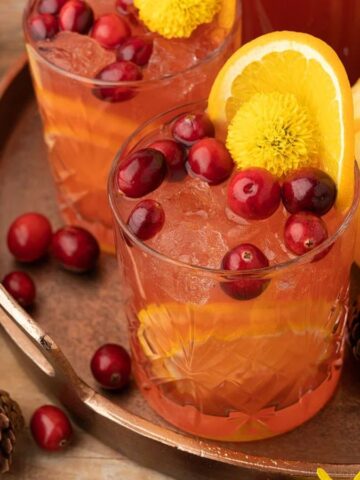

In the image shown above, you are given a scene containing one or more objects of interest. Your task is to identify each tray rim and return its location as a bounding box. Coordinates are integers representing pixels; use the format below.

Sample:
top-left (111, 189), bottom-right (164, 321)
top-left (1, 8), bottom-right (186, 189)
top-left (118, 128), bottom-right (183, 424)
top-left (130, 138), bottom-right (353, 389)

top-left (1, 55), bottom-right (359, 479)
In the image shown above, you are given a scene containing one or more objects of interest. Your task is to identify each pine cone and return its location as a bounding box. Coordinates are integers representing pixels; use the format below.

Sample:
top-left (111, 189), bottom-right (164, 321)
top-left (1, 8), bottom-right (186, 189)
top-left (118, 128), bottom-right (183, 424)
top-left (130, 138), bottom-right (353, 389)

top-left (0, 390), bottom-right (24, 474)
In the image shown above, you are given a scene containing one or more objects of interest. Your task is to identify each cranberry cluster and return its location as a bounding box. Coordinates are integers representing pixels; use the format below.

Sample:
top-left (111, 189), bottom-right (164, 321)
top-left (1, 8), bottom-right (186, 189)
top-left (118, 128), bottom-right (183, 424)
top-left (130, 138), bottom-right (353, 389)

top-left (227, 166), bottom-right (336, 258)
top-left (2, 212), bottom-right (132, 452)
top-left (117, 112), bottom-right (234, 240)
top-left (224, 166), bottom-right (336, 299)
top-left (117, 110), bottom-right (338, 301)
top-left (2, 212), bottom-right (99, 308)
top-left (28, 0), bottom-right (153, 101)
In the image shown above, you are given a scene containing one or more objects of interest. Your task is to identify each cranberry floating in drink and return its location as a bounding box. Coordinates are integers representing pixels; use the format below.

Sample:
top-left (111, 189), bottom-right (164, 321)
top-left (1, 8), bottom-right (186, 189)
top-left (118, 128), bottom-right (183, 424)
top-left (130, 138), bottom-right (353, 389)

top-left (188, 138), bottom-right (233, 184)
top-left (284, 212), bottom-right (331, 261)
top-left (116, 0), bottom-right (134, 15)
top-left (58, 0), bottom-right (94, 33)
top-left (282, 167), bottom-right (337, 215)
top-left (117, 148), bottom-right (167, 197)
top-left (227, 167), bottom-right (281, 220)
top-left (116, 36), bottom-right (153, 66)
top-left (221, 243), bottom-right (269, 300)
top-left (28, 13), bottom-right (59, 40)
top-left (94, 61), bottom-right (142, 102)
top-left (172, 113), bottom-right (215, 146)
top-left (91, 14), bottom-right (131, 49)
top-left (38, 0), bottom-right (67, 14)
top-left (127, 199), bottom-right (165, 240)
top-left (150, 139), bottom-right (186, 171)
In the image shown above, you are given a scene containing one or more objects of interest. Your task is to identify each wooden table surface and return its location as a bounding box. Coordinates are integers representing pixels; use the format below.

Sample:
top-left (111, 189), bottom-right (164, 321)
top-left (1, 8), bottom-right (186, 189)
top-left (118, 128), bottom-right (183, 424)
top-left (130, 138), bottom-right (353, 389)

top-left (0, 3), bottom-right (171, 479)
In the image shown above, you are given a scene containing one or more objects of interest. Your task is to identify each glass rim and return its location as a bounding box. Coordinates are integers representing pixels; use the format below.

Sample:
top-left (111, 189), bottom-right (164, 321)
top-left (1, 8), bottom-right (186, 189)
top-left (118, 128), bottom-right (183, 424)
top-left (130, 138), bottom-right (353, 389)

top-left (23, 0), bottom-right (241, 88)
top-left (108, 100), bottom-right (360, 278)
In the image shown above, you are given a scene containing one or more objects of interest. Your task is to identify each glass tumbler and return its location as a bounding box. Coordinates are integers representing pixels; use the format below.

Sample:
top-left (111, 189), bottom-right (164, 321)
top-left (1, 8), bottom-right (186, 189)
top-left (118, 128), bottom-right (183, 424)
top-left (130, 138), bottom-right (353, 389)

top-left (23, 0), bottom-right (241, 252)
top-left (108, 103), bottom-right (359, 442)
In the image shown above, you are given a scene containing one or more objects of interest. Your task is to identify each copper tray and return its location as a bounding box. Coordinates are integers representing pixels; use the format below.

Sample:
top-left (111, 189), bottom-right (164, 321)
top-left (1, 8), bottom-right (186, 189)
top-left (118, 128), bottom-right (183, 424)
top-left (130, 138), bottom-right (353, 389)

top-left (1, 56), bottom-right (360, 480)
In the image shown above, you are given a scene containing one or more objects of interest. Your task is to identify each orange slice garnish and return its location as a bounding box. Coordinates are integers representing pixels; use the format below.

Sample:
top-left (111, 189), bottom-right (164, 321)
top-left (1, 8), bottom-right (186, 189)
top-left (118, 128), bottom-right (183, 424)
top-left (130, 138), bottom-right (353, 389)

top-left (208, 31), bottom-right (355, 211)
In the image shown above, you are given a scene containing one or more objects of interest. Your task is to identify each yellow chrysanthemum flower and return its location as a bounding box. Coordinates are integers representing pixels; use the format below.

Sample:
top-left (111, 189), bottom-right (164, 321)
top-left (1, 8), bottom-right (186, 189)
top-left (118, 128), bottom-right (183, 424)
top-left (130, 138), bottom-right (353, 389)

top-left (226, 92), bottom-right (320, 177)
top-left (134, 0), bottom-right (221, 39)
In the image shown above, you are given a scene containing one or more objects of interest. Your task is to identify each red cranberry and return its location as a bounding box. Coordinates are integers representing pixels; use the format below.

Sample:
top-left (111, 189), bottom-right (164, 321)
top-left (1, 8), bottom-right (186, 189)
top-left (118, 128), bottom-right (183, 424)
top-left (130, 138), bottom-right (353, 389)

top-left (188, 138), bottom-right (233, 184)
top-left (28, 14), bottom-right (59, 40)
top-left (38, 0), bottom-right (67, 14)
top-left (282, 167), bottom-right (337, 216)
top-left (172, 113), bottom-right (215, 146)
top-left (51, 226), bottom-right (100, 272)
top-left (91, 14), bottom-right (130, 49)
top-left (228, 168), bottom-right (281, 220)
top-left (116, 0), bottom-right (134, 14)
top-left (117, 148), bottom-right (166, 198)
top-left (7, 213), bottom-right (52, 263)
top-left (94, 61), bottom-right (142, 102)
top-left (58, 0), bottom-right (94, 34)
top-left (221, 244), bottom-right (269, 300)
top-left (2, 272), bottom-right (36, 308)
top-left (30, 405), bottom-right (73, 451)
top-left (150, 139), bottom-right (186, 171)
top-left (90, 343), bottom-right (131, 390)
top-left (127, 199), bottom-right (165, 240)
top-left (284, 212), bottom-right (330, 260)
top-left (116, 36), bottom-right (153, 66)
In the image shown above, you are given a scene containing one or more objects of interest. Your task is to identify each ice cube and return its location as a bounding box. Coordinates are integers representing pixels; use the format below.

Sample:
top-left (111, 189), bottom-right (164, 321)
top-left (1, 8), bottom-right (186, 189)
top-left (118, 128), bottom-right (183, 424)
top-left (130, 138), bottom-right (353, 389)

top-left (145, 36), bottom-right (198, 77)
top-left (36, 32), bottom-right (116, 78)
top-left (149, 222), bottom-right (229, 304)
top-left (151, 176), bottom-right (224, 224)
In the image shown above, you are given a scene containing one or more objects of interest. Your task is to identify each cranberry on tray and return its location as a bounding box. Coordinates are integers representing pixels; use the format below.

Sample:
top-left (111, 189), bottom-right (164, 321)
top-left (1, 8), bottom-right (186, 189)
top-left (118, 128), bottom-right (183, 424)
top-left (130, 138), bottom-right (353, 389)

top-left (91, 343), bottom-right (131, 390)
top-left (2, 271), bottom-right (36, 308)
top-left (7, 212), bottom-right (52, 263)
top-left (51, 225), bottom-right (100, 272)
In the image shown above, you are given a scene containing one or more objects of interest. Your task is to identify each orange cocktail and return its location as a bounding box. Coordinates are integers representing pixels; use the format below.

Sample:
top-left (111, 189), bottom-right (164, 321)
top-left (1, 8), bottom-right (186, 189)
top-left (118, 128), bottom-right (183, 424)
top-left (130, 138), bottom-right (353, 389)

top-left (23, 0), bottom-right (241, 252)
top-left (109, 99), bottom-right (358, 441)
top-left (109, 28), bottom-right (358, 441)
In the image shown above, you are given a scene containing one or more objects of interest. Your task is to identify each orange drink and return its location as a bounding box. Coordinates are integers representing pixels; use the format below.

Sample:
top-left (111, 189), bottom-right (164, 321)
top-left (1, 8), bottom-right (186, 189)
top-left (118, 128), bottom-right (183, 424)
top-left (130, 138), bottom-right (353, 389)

top-left (23, 0), bottom-right (241, 251)
top-left (109, 32), bottom-right (358, 441)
